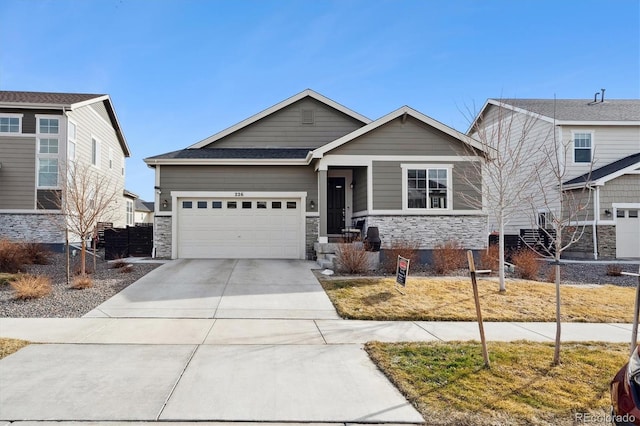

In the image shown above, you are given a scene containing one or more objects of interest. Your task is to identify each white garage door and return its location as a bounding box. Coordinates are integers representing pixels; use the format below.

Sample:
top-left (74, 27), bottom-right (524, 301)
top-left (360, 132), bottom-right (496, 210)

top-left (617, 209), bottom-right (640, 258)
top-left (177, 197), bottom-right (303, 259)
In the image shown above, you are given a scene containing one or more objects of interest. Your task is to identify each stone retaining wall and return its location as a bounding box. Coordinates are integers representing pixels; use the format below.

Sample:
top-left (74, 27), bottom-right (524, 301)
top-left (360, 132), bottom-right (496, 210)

top-left (0, 212), bottom-right (65, 244)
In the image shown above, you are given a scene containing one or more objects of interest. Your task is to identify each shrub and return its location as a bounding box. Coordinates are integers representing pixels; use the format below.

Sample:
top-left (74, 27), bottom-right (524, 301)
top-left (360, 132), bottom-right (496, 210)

top-left (21, 242), bottom-right (50, 265)
top-left (512, 249), bottom-right (541, 280)
top-left (335, 242), bottom-right (369, 274)
top-left (120, 264), bottom-right (134, 274)
top-left (606, 264), bottom-right (623, 277)
top-left (71, 274), bottom-right (93, 289)
top-left (10, 274), bottom-right (52, 299)
top-left (479, 244), bottom-right (500, 273)
top-left (0, 240), bottom-right (28, 273)
top-left (110, 259), bottom-right (128, 269)
top-left (431, 239), bottom-right (467, 275)
top-left (381, 240), bottom-right (420, 273)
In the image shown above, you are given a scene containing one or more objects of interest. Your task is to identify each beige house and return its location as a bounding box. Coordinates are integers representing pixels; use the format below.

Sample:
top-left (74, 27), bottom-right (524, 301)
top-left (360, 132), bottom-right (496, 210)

top-left (0, 91), bottom-right (131, 248)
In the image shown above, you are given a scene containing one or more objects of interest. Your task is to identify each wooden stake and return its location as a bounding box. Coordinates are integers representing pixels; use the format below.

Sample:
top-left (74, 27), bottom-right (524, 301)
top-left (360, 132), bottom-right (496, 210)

top-left (622, 265), bottom-right (640, 356)
top-left (467, 250), bottom-right (490, 369)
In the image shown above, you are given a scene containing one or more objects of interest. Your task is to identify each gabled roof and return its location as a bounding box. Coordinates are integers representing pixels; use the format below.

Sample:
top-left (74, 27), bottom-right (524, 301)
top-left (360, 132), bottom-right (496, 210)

top-left (312, 105), bottom-right (486, 158)
top-left (0, 90), bottom-right (130, 157)
top-left (470, 98), bottom-right (640, 132)
top-left (188, 89), bottom-right (372, 149)
top-left (564, 152), bottom-right (640, 188)
top-left (134, 199), bottom-right (153, 212)
top-left (145, 148), bottom-right (312, 166)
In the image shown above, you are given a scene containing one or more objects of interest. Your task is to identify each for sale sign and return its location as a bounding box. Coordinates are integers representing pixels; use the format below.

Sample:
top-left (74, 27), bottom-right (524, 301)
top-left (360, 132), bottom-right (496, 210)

top-left (396, 256), bottom-right (410, 287)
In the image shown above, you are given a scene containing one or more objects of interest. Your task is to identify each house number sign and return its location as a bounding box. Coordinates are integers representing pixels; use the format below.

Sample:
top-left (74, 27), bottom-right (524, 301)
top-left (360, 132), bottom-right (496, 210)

top-left (234, 192), bottom-right (244, 197)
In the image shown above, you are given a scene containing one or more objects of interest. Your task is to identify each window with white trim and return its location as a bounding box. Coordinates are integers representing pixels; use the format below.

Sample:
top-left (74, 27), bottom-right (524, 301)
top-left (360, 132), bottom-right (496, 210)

top-left (0, 115), bottom-right (21, 133)
top-left (403, 165), bottom-right (451, 210)
top-left (36, 116), bottom-right (61, 188)
top-left (573, 132), bottom-right (592, 163)
top-left (126, 200), bottom-right (134, 226)
top-left (91, 137), bottom-right (100, 167)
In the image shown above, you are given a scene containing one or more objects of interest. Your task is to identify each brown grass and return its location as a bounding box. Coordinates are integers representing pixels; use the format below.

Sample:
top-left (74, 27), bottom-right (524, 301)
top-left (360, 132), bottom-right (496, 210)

top-left (366, 340), bottom-right (628, 426)
top-left (0, 338), bottom-right (30, 359)
top-left (21, 242), bottom-right (50, 265)
top-left (432, 239), bottom-right (466, 275)
top-left (318, 276), bottom-right (636, 322)
top-left (381, 239), bottom-right (420, 273)
top-left (512, 249), bottom-right (541, 280)
top-left (335, 242), bottom-right (369, 274)
top-left (70, 274), bottom-right (93, 289)
top-left (0, 239), bottom-right (27, 273)
top-left (10, 274), bottom-right (52, 299)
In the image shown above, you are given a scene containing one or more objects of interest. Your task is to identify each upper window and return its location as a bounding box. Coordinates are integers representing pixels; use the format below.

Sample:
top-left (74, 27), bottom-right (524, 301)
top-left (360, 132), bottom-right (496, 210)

top-left (38, 158), bottom-right (58, 187)
top-left (0, 116), bottom-right (21, 133)
top-left (91, 138), bottom-right (100, 167)
top-left (39, 118), bottom-right (59, 134)
top-left (39, 138), bottom-right (59, 154)
top-left (573, 132), bottom-right (592, 163)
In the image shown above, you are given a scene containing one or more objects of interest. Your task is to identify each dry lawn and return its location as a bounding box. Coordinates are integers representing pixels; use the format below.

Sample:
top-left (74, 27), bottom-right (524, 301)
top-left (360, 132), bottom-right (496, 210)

top-left (0, 338), bottom-right (30, 359)
top-left (366, 341), bottom-right (628, 426)
top-left (319, 277), bottom-right (635, 322)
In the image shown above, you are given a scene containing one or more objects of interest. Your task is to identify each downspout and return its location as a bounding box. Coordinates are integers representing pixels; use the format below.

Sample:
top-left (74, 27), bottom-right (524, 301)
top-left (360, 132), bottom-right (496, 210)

top-left (592, 186), bottom-right (599, 260)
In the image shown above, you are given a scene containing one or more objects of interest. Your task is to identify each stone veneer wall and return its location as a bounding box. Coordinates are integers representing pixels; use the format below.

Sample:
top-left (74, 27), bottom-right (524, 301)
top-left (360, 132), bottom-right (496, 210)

top-left (306, 216), bottom-right (319, 260)
top-left (154, 215), bottom-right (172, 258)
top-left (362, 215), bottom-right (487, 249)
top-left (0, 213), bottom-right (65, 244)
top-left (562, 225), bottom-right (617, 259)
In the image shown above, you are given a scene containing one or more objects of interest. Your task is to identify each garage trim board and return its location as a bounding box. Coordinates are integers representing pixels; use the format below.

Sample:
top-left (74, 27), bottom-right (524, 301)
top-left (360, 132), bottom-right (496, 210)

top-left (171, 191), bottom-right (308, 259)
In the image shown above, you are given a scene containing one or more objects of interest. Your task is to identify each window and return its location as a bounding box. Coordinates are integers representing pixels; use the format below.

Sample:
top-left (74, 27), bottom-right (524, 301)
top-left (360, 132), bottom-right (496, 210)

top-left (404, 165), bottom-right (451, 210)
top-left (182, 201), bottom-right (193, 209)
top-left (39, 138), bottom-right (59, 154)
top-left (272, 201), bottom-right (282, 209)
top-left (197, 201), bottom-right (207, 209)
top-left (126, 200), bottom-right (134, 226)
top-left (257, 201), bottom-right (267, 209)
top-left (38, 158), bottom-right (58, 187)
top-left (227, 201), bottom-right (237, 209)
top-left (212, 201), bottom-right (222, 209)
top-left (0, 116), bottom-right (20, 133)
top-left (91, 138), bottom-right (100, 167)
top-left (574, 132), bottom-right (592, 163)
top-left (287, 201), bottom-right (297, 209)
top-left (242, 201), bottom-right (252, 209)
top-left (630, 210), bottom-right (639, 218)
top-left (39, 118), bottom-right (59, 134)
top-left (538, 211), bottom-right (554, 229)
top-left (617, 209), bottom-right (625, 218)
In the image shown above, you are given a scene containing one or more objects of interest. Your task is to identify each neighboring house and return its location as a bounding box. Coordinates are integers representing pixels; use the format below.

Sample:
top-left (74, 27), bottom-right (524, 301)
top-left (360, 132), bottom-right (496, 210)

top-left (470, 96), bottom-right (640, 259)
top-left (0, 91), bottom-right (131, 249)
top-left (145, 89), bottom-right (487, 260)
top-left (134, 199), bottom-right (154, 224)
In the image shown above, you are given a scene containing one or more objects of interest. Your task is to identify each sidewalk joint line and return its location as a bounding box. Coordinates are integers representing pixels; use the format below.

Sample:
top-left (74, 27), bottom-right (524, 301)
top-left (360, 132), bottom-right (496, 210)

top-left (212, 259), bottom-right (239, 318)
top-left (511, 322), bottom-right (555, 341)
top-left (412, 321), bottom-right (444, 342)
top-left (155, 344), bottom-right (200, 420)
top-left (313, 320), bottom-right (328, 344)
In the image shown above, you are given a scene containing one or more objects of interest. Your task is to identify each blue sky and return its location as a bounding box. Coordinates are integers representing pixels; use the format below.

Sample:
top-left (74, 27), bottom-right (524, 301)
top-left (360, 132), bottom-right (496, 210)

top-left (1, 0), bottom-right (638, 201)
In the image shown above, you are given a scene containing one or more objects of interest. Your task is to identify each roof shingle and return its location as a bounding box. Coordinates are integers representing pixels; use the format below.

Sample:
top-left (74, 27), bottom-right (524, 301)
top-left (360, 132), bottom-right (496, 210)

top-left (564, 152), bottom-right (640, 185)
top-left (497, 99), bottom-right (640, 121)
top-left (146, 148), bottom-right (313, 161)
top-left (0, 91), bottom-right (105, 106)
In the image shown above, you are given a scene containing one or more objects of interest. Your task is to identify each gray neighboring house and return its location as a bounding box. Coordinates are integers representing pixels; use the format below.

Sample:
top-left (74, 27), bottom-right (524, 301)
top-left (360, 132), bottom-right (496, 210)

top-left (470, 97), bottom-right (640, 259)
top-left (0, 91), bottom-right (131, 248)
top-left (145, 89), bottom-right (487, 260)
top-left (134, 199), bottom-right (154, 224)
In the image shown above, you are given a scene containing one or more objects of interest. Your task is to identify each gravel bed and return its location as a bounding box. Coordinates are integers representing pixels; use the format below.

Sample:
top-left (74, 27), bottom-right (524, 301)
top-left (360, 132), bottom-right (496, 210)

top-left (0, 252), bottom-right (160, 318)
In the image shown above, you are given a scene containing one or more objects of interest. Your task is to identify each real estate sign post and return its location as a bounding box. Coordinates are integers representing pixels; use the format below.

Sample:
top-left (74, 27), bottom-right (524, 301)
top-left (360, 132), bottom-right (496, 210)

top-left (396, 256), bottom-right (410, 288)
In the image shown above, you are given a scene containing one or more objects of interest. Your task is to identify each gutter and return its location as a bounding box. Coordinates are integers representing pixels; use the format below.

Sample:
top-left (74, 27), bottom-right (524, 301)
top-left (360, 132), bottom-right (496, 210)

top-left (593, 186), bottom-right (600, 260)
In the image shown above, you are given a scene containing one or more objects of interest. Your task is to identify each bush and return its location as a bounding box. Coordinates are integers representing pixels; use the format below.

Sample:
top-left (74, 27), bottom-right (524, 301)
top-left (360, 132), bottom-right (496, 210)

top-left (120, 264), bottom-right (133, 274)
top-left (10, 274), bottom-right (52, 299)
top-left (381, 240), bottom-right (420, 273)
top-left (71, 274), bottom-right (93, 289)
top-left (0, 240), bottom-right (28, 273)
top-left (21, 242), bottom-right (50, 265)
top-left (512, 249), bottom-right (541, 280)
top-left (110, 259), bottom-right (128, 269)
top-left (606, 264), bottom-right (623, 277)
top-left (335, 242), bottom-right (369, 274)
top-left (479, 244), bottom-right (500, 273)
top-left (432, 239), bottom-right (467, 275)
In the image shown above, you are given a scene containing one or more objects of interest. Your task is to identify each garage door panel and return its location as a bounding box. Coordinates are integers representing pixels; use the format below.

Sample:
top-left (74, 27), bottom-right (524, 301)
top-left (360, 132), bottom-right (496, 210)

top-left (177, 197), bottom-right (302, 259)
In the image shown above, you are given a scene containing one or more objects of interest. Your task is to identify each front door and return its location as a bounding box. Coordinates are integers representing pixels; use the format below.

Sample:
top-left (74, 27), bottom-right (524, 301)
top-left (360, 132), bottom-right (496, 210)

top-left (327, 177), bottom-right (345, 234)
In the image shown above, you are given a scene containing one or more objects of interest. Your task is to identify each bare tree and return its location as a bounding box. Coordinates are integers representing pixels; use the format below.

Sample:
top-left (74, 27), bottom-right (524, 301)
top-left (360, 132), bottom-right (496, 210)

top-left (529, 114), bottom-right (593, 366)
top-left (52, 162), bottom-right (121, 276)
top-left (461, 100), bottom-right (551, 292)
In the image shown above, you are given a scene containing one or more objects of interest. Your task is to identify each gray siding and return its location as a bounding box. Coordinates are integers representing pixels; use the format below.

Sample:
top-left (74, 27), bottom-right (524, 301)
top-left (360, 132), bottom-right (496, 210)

top-left (90, 101), bottom-right (111, 124)
top-left (0, 108), bottom-right (61, 134)
top-left (330, 116), bottom-right (468, 156)
top-left (0, 136), bottom-right (36, 209)
top-left (452, 162), bottom-right (482, 210)
top-left (207, 98), bottom-right (365, 149)
top-left (353, 167), bottom-right (368, 212)
top-left (372, 161), bottom-right (483, 211)
top-left (600, 174), bottom-right (640, 218)
top-left (158, 165), bottom-right (318, 212)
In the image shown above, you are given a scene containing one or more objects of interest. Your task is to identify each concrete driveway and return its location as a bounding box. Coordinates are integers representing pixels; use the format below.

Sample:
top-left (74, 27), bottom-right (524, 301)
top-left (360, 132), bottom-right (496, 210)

top-left (85, 259), bottom-right (340, 319)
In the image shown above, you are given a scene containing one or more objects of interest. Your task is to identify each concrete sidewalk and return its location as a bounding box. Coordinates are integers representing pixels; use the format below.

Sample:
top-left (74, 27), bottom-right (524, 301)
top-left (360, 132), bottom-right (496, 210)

top-left (0, 317), bottom-right (634, 344)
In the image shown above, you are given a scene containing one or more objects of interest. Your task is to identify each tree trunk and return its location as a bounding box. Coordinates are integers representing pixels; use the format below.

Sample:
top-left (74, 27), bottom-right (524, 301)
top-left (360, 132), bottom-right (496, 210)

top-left (553, 262), bottom-right (561, 365)
top-left (498, 217), bottom-right (506, 292)
top-left (80, 238), bottom-right (86, 276)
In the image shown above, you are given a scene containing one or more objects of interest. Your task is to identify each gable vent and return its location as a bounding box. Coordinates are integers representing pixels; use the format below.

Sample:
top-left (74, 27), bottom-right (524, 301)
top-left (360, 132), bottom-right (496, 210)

top-left (301, 109), bottom-right (315, 125)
